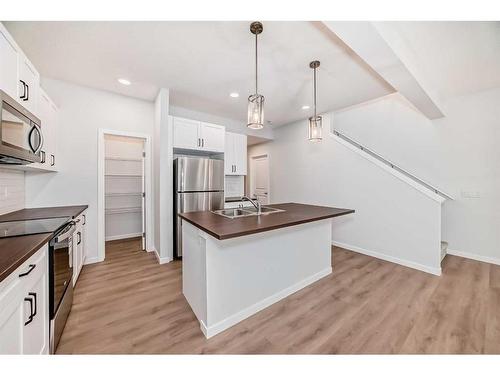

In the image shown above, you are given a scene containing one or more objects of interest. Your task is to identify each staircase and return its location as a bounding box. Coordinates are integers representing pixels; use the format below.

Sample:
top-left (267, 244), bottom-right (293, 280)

top-left (329, 128), bottom-right (453, 275)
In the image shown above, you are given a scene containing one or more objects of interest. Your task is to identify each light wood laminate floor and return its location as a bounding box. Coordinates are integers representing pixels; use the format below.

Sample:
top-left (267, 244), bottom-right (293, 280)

top-left (57, 238), bottom-right (500, 354)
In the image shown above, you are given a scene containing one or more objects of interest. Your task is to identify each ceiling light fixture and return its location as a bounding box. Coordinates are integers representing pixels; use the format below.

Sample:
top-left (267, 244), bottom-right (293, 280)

top-left (308, 61), bottom-right (322, 142)
top-left (230, 92), bottom-right (239, 98)
top-left (118, 78), bottom-right (131, 86)
top-left (247, 21), bottom-right (264, 130)
top-left (302, 105), bottom-right (310, 110)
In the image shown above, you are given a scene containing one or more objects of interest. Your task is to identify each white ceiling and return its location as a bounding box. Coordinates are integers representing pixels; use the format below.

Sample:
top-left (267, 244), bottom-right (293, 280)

top-left (4, 21), bottom-right (393, 126)
top-left (385, 21), bottom-right (500, 99)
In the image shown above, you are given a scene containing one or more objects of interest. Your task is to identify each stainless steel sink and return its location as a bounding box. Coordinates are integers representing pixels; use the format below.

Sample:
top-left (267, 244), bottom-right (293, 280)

top-left (243, 206), bottom-right (285, 215)
top-left (212, 206), bottom-right (285, 219)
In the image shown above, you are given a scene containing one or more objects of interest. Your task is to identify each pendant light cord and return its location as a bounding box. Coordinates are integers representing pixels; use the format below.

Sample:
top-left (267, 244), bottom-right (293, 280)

top-left (255, 33), bottom-right (258, 95)
top-left (313, 66), bottom-right (317, 118)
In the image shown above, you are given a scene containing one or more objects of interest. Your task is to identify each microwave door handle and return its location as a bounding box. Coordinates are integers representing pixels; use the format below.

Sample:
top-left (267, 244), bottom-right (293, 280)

top-left (28, 125), bottom-right (36, 153)
top-left (32, 123), bottom-right (44, 154)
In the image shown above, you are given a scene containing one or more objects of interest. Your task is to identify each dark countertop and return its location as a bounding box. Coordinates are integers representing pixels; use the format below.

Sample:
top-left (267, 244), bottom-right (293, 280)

top-left (0, 205), bottom-right (88, 283)
top-left (179, 202), bottom-right (354, 240)
top-left (0, 205), bottom-right (88, 222)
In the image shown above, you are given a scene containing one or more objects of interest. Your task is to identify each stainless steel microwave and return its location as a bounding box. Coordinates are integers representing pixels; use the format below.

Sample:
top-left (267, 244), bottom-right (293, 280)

top-left (0, 89), bottom-right (42, 164)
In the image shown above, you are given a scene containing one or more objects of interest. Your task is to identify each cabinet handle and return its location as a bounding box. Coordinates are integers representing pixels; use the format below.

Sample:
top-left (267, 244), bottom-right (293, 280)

top-left (28, 292), bottom-right (37, 317)
top-left (50, 154), bottom-right (55, 166)
top-left (24, 296), bottom-right (34, 325)
top-left (197, 138), bottom-right (200, 147)
top-left (40, 150), bottom-right (46, 164)
top-left (19, 80), bottom-right (27, 100)
top-left (83, 214), bottom-right (86, 225)
top-left (202, 138), bottom-right (204, 147)
top-left (25, 84), bottom-right (29, 101)
top-left (77, 232), bottom-right (81, 245)
top-left (19, 264), bottom-right (36, 277)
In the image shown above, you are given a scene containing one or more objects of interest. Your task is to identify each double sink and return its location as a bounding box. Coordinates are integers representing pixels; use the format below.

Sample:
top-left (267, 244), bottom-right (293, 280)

top-left (212, 206), bottom-right (285, 219)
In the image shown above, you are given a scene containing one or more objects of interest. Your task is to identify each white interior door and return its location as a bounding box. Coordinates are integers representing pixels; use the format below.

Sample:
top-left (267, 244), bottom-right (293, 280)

top-left (250, 155), bottom-right (269, 204)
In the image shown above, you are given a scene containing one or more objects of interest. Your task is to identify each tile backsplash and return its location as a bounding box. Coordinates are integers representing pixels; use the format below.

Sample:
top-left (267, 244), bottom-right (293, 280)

top-left (0, 168), bottom-right (25, 215)
top-left (225, 175), bottom-right (244, 198)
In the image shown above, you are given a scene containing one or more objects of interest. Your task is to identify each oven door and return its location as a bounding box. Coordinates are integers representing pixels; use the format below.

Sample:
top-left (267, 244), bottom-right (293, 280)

top-left (0, 90), bottom-right (42, 164)
top-left (50, 223), bottom-right (75, 317)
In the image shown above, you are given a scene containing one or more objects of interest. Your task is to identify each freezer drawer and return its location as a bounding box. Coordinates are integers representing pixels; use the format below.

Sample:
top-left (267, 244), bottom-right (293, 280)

top-left (175, 191), bottom-right (224, 258)
top-left (175, 157), bottom-right (224, 192)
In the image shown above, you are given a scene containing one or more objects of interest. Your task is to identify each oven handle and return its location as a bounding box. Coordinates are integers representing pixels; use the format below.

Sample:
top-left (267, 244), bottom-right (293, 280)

top-left (55, 222), bottom-right (76, 243)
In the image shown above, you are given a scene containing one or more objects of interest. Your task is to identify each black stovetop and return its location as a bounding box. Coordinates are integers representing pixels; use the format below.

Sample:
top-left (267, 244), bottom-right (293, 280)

top-left (0, 217), bottom-right (70, 238)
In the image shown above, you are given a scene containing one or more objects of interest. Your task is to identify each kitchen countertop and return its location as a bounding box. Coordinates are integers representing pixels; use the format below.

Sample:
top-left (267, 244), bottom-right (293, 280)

top-left (0, 205), bottom-right (88, 283)
top-left (0, 205), bottom-right (88, 222)
top-left (179, 202), bottom-right (354, 240)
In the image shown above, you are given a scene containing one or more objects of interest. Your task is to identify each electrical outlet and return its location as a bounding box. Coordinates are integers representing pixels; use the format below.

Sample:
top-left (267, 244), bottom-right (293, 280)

top-left (461, 191), bottom-right (480, 199)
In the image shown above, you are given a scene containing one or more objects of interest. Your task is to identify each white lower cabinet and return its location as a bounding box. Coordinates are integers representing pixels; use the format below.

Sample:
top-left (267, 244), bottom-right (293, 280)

top-left (73, 211), bottom-right (87, 286)
top-left (0, 244), bottom-right (49, 354)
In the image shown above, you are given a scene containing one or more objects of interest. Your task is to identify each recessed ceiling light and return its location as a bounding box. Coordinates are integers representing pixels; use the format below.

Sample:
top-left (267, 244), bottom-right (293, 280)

top-left (118, 78), bottom-right (131, 86)
top-left (302, 105), bottom-right (310, 110)
top-left (230, 92), bottom-right (239, 98)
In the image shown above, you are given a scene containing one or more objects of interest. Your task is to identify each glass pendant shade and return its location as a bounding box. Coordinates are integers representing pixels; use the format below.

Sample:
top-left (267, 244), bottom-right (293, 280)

top-left (308, 115), bottom-right (322, 142)
top-left (247, 93), bottom-right (265, 129)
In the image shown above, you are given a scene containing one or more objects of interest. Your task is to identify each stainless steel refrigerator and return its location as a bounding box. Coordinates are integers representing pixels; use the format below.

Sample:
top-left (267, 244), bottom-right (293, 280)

top-left (174, 157), bottom-right (224, 258)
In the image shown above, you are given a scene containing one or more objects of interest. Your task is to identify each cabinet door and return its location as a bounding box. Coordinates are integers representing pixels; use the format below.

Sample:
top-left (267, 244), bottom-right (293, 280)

top-left (0, 294), bottom-right (23, 354)
top-left (18, 55), bottom-right (40, 115)
top-left (224, 132), bottom-right (235, 175)
top-left (173, 117), bottom-right (200, 150)
top-left (200, 122), bottom-right (225, 152)
top-left (49, 101), bottom-right (58, 169)
top-left (22, 269), bottom-right (49, 354)
top-left (34, 90), bottom-right (51, 170)
top-left (0, 28), bottom-right (19, 99)
top-left (234, 133), bottom-right (247, 175)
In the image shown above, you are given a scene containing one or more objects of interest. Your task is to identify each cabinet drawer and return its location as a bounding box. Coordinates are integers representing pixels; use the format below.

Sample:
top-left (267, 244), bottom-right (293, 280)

top-left (0, 244), bottom-right (48, 301)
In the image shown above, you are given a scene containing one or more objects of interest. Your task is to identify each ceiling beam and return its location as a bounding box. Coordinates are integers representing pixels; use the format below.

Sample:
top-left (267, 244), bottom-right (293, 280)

top-left (322, 21), bottom-right (445, 119)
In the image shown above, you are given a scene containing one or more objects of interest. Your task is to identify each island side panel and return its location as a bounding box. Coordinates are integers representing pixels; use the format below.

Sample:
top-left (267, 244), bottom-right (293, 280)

top-left (204, 220), bottom-right (332, 338)
top-left (182, 220), bottom-right (208, 326)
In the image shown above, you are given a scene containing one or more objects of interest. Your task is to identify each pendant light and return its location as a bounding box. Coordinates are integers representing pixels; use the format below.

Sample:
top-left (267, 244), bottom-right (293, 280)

top-left (247, 22), bottom-right (264, 130)
top-left (308, 60), bottom-right (322, 141)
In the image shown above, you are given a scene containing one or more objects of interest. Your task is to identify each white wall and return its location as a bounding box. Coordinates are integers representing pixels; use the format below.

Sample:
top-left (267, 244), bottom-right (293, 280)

top-left (332, 90), bottom-right (500, 262)
top-left (0, 168), bottom-right (25, 215)
top-left (248, 114), bottom-right (443, 274)
top-left (25, 79), bottom-right (154, 263)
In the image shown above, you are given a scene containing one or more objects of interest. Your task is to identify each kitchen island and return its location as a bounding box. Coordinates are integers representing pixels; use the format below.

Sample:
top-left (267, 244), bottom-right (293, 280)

top-left (179, 202), bottom-right (354, 338)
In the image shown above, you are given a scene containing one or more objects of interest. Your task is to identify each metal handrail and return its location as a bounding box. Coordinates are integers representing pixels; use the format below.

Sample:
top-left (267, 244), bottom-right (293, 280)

top-left (331, 129), bottom-right (453, 200)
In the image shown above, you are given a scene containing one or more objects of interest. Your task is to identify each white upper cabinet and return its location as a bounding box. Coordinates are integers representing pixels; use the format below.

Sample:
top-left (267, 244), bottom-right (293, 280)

top-left (172, 116), bottom-right (225, 153)
top-left (0, 27), bottom-right (19, 99)
top-left (173, 117), bottom-right (200, 150)
top-left (35, 89), bottom-right (58, 171)
top-left (18, 54), bottom-right (40, 115)
top-left (225, 132), bottom-right (247, 176)
top-left (199, 122), bottom-right (225, 152)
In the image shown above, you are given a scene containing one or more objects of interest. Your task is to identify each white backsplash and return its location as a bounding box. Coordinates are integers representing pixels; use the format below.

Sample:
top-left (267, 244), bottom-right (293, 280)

top-left (0, 168), bottom-right (25, 215)
top-left (225, 175), bottom-right (244, 198)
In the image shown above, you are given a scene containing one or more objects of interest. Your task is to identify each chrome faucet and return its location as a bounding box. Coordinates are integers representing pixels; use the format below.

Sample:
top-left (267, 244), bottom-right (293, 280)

top-left (242, 196), bottom-right (261, 215)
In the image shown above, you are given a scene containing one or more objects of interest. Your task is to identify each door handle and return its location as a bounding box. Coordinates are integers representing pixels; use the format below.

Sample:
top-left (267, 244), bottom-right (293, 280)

top-left (19, 80), bottom-right (27, 100)
top-left (19, 264), bottom-right (36, 277)
top-left (28, 292), bottom-right (37, 317)
top-left (24, 296), bottom-right (34, 325)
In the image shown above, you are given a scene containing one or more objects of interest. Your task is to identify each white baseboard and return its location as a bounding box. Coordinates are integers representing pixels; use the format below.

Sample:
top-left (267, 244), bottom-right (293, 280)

top-left (154, 249), bottom-right (172, 265)
top-left (332, 240), bottom-right (441, 276)
top-left (84, 256), bottom-right (104, 265)
top-left (201, 267), bottom-right (332, 339)
top-left (447, 249), bottom-right (500, 266)
top-left (105, 233), bottom-right (142, 241)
